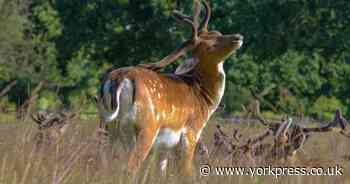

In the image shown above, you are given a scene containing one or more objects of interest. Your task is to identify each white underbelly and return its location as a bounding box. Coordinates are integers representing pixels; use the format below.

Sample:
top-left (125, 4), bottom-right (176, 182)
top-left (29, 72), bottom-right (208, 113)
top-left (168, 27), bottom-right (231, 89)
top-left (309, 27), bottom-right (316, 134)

top-left (155, 128), bottom-right (186, 148)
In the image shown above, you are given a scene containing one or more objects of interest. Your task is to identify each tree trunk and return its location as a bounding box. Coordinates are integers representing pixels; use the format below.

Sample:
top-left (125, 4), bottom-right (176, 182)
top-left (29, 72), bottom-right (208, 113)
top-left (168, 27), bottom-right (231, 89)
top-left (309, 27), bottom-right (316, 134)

top-left (17, 81), bottom-right (46, 121)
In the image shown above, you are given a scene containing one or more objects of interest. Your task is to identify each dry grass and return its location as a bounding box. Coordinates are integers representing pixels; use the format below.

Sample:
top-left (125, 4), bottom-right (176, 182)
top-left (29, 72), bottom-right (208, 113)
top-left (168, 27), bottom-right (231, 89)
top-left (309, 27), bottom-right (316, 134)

top-left (0, 114), bottom-right (349, 184)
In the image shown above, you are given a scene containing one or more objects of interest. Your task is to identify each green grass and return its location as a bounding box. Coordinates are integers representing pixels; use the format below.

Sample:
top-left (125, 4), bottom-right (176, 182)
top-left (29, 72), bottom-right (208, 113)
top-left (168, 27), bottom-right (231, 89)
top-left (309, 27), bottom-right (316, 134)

top-left (0, 114), bottom-right (349, 184)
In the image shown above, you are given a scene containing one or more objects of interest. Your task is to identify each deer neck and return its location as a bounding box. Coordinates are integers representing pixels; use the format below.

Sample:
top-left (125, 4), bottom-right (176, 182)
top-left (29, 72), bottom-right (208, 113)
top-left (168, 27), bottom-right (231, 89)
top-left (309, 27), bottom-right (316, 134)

top-left (194, 59), bottom-right (226, 113)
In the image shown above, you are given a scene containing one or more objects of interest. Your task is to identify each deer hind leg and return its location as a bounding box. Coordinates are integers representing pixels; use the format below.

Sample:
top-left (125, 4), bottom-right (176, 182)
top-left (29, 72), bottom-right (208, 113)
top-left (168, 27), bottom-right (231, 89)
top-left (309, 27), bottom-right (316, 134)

top-left (97, 121), bottom-right (111, 170)
top-left (157, 148), bottom-right (169, 177)
top-left (104, 117), bottom-right (136, 153)
top-left (127, 125), bottom-right (159, 175)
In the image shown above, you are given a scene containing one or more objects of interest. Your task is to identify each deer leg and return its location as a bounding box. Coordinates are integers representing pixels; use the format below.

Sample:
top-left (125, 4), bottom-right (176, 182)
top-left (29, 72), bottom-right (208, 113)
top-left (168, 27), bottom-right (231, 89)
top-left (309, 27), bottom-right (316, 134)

top-left (127, 126), bottom-right (159, 175)
top-left (97, 121), bottom-right (111, 170)
top-left (157, 148), bottom-right (169, 177)
top-left (178, 130), bottom-right (197, 176)
top-left (114, 118), bottom-right (136, 153)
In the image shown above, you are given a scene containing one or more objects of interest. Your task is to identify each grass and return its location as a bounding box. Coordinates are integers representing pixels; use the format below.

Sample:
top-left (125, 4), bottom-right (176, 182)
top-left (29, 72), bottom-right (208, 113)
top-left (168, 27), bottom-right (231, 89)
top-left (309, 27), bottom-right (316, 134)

top-left (0, 113), bottom-right (349, 184)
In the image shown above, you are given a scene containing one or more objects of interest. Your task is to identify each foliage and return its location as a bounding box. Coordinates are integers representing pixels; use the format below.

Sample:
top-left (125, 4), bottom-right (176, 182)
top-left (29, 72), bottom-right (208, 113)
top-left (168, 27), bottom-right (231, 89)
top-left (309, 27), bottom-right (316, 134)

top-left (310, 96), bottom-right (345, 121)
top-left (222, 81), bottom-right (251, 113)
top-left (0, 0), bottom-right (33, 80)
top-left (37, 90), bottom-right (62, 110)
top-left (0, 0), bottom-right (349, 118)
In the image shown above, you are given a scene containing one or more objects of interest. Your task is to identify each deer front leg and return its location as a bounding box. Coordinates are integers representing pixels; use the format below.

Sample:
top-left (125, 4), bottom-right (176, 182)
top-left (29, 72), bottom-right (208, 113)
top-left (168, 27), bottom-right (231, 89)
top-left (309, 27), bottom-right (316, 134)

top-left (127, 126), bottom-right (159, 175)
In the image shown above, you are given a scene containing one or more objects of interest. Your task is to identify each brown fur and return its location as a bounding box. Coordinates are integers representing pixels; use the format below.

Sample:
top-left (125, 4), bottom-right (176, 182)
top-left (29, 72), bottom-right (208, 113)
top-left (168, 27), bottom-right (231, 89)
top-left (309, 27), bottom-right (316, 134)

top-left (96, 0), bottom-right (243, 176)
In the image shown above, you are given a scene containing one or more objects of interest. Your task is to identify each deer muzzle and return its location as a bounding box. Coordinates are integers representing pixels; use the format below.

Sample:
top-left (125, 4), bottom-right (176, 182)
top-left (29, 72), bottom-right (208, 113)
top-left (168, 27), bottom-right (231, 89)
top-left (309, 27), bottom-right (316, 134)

top-left (231, 34), bottom-right (244, 48)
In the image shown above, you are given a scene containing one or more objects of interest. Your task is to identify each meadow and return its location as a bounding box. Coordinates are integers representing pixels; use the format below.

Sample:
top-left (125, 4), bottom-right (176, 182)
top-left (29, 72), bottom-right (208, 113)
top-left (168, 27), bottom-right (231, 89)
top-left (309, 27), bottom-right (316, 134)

top-left (1, 0), bottom-right (349, 183)
top-left (0, 113), bottom-right (349, 184)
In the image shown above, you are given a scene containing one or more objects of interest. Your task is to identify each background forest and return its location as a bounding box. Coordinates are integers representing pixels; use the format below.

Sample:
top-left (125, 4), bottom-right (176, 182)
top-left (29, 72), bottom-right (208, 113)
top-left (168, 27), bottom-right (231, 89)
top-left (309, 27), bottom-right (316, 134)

top-left (0, 0), bottom-right (349, 120)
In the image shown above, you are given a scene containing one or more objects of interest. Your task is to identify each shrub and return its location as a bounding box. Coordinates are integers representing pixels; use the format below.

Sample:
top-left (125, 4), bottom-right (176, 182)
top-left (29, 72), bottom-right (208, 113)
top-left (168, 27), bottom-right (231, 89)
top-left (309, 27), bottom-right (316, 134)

top-left (37, 90), bottom-right (62, 110)
top-left (222, 81), bottom-right (251, 114)
top-left (310, 96), bottom-right (345, 121)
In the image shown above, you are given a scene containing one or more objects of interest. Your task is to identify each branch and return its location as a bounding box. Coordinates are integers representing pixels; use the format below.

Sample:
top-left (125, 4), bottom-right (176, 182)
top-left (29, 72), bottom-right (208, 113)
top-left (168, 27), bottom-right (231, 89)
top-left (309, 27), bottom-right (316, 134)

top-left (0, 80), bottom-right (17, 98)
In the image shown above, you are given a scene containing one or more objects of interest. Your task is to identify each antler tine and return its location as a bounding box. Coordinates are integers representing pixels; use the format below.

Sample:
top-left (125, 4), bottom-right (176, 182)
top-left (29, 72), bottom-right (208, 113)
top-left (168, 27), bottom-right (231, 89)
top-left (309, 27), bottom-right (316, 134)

top-left (216, 124), bottom-right (228, 137)
top-left (232, 129), bottom-right (242, 142)
top-left (238, 129), bottom-right (271, 153)
top-left (31, 114), bottom-right (42, 125)
top-left (173, 12), bottom-right (198, 42)
top-left (302, 123), bottom-right (333, 133)
top-left (335, 109), bottom-right (347, 130)
top-left (302, 109), bottom-right (348, 134)
top-left (172, 0), bottom-right (201, 41)
top-left (199, 0), bottom-right (211, 32)
top-left (31, 112), bottom-right (56, 128)
top-left (138, 0), bottom-right (202, 71)
top-left (37, 113), bottom-right (46, 122)
top-left (192, 0), bottom-right (201, 38)
top-left (250, 130), bottom-right (271, 147)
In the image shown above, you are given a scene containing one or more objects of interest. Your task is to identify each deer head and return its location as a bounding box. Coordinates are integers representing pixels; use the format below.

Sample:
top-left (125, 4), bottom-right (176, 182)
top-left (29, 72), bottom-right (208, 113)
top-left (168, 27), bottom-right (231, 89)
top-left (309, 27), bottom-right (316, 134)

top-left (31, 111), bottom-right (76, 147)
top-left (139, 0), bottom-right (243, 73)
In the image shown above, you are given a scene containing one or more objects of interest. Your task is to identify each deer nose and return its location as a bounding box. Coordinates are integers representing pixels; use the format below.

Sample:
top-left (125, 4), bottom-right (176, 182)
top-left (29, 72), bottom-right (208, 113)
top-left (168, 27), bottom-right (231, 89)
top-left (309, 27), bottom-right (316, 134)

top-left (234, 34), bottom-right (244, 41)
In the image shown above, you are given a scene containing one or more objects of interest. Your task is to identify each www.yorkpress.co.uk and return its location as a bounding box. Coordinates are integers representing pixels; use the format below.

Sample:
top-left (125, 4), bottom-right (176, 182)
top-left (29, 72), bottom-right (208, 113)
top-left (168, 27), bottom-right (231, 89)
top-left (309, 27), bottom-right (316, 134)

top-left (199, 164), bottom-right (343, 178)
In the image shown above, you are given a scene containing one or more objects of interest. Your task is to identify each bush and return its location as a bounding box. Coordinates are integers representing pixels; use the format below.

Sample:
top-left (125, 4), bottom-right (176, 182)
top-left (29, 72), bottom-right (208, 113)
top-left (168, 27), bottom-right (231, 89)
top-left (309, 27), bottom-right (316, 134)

top-left (276, 88), bottom-right (306, 117)
top-left (310, 96), bottom-right (345, 121)
top-left (0, 96), bottom-right (15, 111)
top-left (37, 90), bottom-right (62, 110)
top-left (222, 81), bottom-right (251, 114)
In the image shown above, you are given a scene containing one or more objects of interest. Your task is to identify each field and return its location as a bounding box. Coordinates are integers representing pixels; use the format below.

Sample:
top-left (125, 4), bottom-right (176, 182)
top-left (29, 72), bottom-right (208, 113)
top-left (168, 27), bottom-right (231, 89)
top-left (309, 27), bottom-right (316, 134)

top-left (0, 114), bottom-right (349, 184)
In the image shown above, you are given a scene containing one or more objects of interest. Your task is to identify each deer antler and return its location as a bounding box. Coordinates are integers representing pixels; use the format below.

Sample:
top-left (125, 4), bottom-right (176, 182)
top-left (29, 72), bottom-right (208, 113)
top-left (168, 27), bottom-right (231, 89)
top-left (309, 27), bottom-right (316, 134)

top-left (198, 0), bottom-right (211, 33)
top-left (31, 110), bottom-right (77, 129)
top-left (31, 112), bottom-right (56, 129)
top-left (138, 0), bottom-right (204, 71)
top-left (245, 130), bottom-right (271, 148)
top-left (31, 113), bottom-right (46, 125)
top-left (302, 109), bottom-right (350, 138)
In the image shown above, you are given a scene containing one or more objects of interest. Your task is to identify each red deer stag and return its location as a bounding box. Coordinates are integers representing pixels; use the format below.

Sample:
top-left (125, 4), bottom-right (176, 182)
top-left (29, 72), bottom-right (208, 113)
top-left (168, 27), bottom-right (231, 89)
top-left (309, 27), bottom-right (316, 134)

top-left (95, 0), bottom-right (243, 175)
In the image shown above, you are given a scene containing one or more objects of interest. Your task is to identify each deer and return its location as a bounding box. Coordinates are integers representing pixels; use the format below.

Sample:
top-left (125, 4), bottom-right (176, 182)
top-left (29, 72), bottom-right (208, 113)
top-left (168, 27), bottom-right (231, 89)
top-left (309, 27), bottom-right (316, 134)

top-left (31, 110), bottom-right (77, 148)
top-left (95, 0), bottom-right (243, 176)
top-left (209, 108), bottom-right (349, 166)
top-left (210, 124), bottom-right (273, 166)
top-left (254, 109), bottom-right (350, 163)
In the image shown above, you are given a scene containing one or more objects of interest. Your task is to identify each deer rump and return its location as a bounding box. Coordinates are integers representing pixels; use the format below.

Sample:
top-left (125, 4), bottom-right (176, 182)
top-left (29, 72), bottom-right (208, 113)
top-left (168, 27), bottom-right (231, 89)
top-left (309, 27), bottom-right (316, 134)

top-left (97, 75), bottom-right (134, 123)
top-left (96, 67), bottom-right (210, 146)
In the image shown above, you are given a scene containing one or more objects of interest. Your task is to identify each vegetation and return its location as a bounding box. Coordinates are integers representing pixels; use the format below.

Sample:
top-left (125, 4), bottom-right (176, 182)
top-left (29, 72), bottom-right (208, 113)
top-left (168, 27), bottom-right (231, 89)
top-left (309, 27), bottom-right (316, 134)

top-left (0, 0), bottom-right (349, 120)
top-left (0, 117), bottom-right (349, 184)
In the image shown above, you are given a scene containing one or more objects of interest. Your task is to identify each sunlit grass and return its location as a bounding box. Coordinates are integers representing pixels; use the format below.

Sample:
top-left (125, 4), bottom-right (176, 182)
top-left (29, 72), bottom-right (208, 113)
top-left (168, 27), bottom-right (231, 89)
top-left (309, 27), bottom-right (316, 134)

top-left (0, 114), bottom-right (349, 184)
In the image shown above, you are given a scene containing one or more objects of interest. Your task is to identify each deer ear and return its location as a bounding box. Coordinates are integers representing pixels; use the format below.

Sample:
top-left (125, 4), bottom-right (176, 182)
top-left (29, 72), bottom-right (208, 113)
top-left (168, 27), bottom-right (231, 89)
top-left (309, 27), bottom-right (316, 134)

top-left (275, 118), bottom-right (292, 138)
top-left (174, 58), bottom-right (199, 75)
